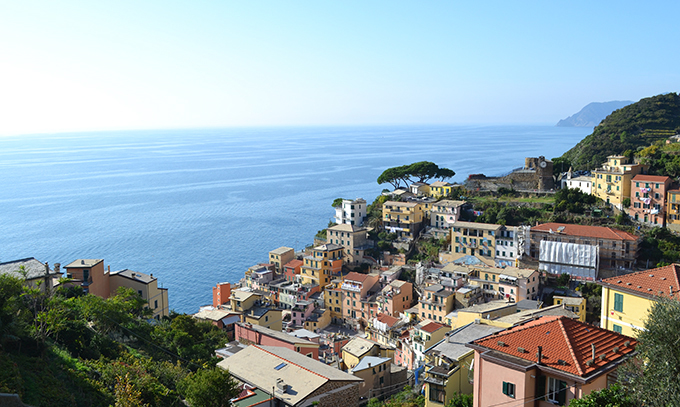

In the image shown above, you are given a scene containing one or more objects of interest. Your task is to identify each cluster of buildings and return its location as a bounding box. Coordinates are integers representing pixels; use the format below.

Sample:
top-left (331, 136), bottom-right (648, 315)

top-left (0, 257), bottom-right (169, 319)
top-left (562, 154), bottom-right (680, 230)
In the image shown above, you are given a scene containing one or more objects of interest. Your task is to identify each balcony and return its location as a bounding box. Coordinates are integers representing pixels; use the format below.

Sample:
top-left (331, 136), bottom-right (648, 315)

top-left (341, 282), bottom-right (361, 292)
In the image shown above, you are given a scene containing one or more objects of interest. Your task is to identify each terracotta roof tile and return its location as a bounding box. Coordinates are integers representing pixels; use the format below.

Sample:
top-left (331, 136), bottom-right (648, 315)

top-left (420, 322), bottom-right (446, 333)
top-left (345, 272), bottom-right (369, 283)
top-left (376, 313), bottom-right (400, 327)
top-left (600, 264), bottom-right (680, 298)
top-left (473, 316), bottom-right (636, 377)
top-left (631, 174), bottom-right (672, 183)
top-left (284, 259), bottom-right (304, 268)
top-left (531, 223), bottom-right (638, 241)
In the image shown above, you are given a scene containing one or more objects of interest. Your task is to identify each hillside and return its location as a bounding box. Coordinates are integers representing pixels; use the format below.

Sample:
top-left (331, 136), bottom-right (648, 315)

top-left (558, 93), bottom-right (680, 170)
top-left (556, 100), bottom-right (632, 127)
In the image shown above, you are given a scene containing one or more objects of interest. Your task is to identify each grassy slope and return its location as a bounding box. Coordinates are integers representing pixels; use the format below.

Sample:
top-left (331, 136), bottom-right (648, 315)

top-left (559, 93), bottom-right (680, 170)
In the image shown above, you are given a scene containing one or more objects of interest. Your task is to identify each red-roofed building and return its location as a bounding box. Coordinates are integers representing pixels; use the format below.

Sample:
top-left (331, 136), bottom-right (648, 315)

top-left (629, 174), bottom-right (672, 226)
top-left (368, 313), bottom-right (407, 347)
top-left (399, 321), bottom-right (448, 369)
top-left (468, 316), bottom-right (637, 407)
top-left (530, 223), bottom-right (640, 277)
top-left (598, 263), bottom-right (680, 337)
top-left (341, 272), bottom-right (380, 330)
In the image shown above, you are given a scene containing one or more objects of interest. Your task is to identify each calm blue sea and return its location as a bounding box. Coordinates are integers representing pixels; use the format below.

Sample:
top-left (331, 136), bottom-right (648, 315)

top-left (0, 125), bottom-right (590, 312)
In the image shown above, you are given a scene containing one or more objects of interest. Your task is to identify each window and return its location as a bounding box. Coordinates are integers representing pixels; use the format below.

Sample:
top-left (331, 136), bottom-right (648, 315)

top-left (429, 385), bottom-right (445, 403)
top-left (614, 293), bottom-right (623, 312)
top-left (154, 300), bottom-right (158, 309)
top-left (547, 377), bottom-right (567, 405)
top-left (613, 324), bottom-right (622, 333)
top-left (502, 381), bottom-right (515, 398)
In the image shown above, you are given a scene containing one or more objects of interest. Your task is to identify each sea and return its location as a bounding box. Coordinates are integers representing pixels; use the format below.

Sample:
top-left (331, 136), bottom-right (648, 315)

top-left (0, 125), bottom-right (590, 313)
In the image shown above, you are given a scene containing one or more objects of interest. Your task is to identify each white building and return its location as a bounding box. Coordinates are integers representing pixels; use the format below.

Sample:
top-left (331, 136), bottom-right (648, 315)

top-left (334, 198), bottom-right (367, 226)
top-left (430, 200), bottom-right (465, 229)
top-left (495, 226), bottom-right (530, 267)
top-left (561, 170), bottom-right (592, 194)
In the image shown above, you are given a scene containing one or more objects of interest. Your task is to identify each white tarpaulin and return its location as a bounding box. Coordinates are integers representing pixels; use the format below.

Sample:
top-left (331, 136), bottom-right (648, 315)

top-left (539, 240), bottom-right (599, 279)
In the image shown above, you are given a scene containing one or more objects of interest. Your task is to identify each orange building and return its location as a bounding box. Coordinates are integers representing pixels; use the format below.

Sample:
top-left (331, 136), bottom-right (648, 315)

top-left (212, 282), bottom-right (232, 307)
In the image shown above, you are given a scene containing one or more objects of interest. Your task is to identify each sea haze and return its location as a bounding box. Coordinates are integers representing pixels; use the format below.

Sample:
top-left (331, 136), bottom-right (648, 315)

top-left (0, 125), bottom-right (589, 312)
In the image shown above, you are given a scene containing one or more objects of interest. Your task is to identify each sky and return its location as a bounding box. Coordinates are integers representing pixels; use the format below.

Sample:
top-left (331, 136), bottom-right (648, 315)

top-left (0, 1), bottom-right (678, 135)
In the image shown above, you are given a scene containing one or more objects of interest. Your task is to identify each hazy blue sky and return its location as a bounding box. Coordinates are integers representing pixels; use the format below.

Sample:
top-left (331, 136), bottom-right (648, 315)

top-left (1, 1), bottom-right (678, 134)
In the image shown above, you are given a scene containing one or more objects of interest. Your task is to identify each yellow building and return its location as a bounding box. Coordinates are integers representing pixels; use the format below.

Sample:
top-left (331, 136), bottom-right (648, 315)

top-left (299, 243), bottom-right (344, 288)
top-left (108, 269), bottom-right (170, 319)
top-left (440, 221), bottom-right (499, 266)
top-left (447, 301), bottom-right (516, 329)
top-left (382, 201), bottom-right (425, 241)
top-left (591, 155), bottom-right (648, 209)
top-left (230, 289), bottom-right (262, 312)
top-left (418, 284), bottom-right (456, 325)
top-left (429, 181), bottom-right (453, 199)
top-left (324, 279), bottom-right (344, 324)
top-left (243, 307), bottom-right (283, 331)
top-left (423, 323), bottom-right (504, 406)
top-left (269, 246), bottom-right (295, 273)
top-left (598, 263), bottom-right (680, 337)
top-left (667, 189), bottom-right (680, 232)
top-left (342, 336), bottom-right (381, 370)
top-left (553, 295), bottom-right (586, 322)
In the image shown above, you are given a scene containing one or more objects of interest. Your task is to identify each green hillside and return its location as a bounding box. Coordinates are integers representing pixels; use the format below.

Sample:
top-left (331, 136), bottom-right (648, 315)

top-left (558, 93), bottom-right (680, 170)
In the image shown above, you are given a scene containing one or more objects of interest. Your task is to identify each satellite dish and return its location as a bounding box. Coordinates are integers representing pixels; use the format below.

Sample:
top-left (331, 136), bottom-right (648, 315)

top-left (539, 161), bottom-right (547, 168)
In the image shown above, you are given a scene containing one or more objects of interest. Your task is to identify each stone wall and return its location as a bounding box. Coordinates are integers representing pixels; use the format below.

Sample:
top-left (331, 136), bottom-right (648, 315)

top-left (304, 381), bottom-right (361, 407)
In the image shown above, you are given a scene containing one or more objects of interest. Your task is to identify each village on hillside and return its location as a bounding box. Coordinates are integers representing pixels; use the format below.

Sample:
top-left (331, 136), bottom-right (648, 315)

top-left (6, 146), bottom-right (680, 407)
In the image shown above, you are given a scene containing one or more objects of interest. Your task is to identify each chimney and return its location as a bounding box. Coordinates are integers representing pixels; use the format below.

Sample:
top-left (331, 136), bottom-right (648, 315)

top-left (368, 362), bottom-right (371, 367)
top-left (670, 286), bottom-right (673, 296)
top-left (81, 260), bottom-right (85, 265)
top-left (591, 343), bottom-right (596, 361)
top-left (54, 263), bottom-right (60, 274)
top-left (537, 346), bottom-right (543, 364)
top-left (45, 262), bottom-right (49, 273)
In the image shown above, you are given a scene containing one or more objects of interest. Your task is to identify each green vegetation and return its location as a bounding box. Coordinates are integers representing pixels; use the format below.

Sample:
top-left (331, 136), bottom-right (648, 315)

top-left (568, 384), bottom-right (634, 407)
top-left (559, 93), bottom-right (680, 170)
top-left (639, 227), bottom-right (680, 267)
top-left (377, 161), bottom-right (455, 190)
top-left (635, 140), bottom-right (680, 177)
top-left (621, 296), bottom-right (680, 405)
top-left (577, 283), bottom-right (602, 324)
top-left (410, 237), bottom-right (448, 263)
top-left (367, 386), bottom-right (425, 407)
top-left (0, 274), bottom-right (237, 406)
top-left (332, 198), bottom-right (344, 207)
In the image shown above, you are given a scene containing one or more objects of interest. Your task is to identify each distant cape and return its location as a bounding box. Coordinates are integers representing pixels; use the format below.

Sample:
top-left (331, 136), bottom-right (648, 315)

top-left (557, 100), bottom-right (633, 127)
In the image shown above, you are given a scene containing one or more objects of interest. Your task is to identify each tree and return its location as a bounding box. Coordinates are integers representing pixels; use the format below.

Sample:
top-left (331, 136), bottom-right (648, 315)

top-left (556, 273), bottom-right (570, 287)
top-left (568, 384), bottom-right (634, 407)
top-left (446, 393), bottom-right (472, 407)
top-left (621, 296), bottom-right (680, 405)
top-left (332, 198), bottom-right (344, 207)
top-left (377, 162), bottom-right (455, 190)
top-left (179, 367), bottom-right (239, 407)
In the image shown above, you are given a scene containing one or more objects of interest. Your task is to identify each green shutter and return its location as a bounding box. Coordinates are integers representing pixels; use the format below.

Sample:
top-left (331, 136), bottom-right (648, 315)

top-left (614, 293), bottom-right (623, 312)
top-left (503, 381), bottom-right (508, 395)
top-left (557, 380), bottom-right (567, 405)
top-left (536, 374), bottom-right (546, 401)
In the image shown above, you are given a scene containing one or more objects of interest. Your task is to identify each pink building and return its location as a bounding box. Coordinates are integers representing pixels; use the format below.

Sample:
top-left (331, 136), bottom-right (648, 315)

top-left (342, 272), bottom-right (381, 329)
top-left (234, 322), bottom-right (320, 360)
top-left (630, 174), bottom-right (672, 226)
top-left (290, 300), bottom-right (315, 327)
top-left (467, 316), bottom-right (637, 407)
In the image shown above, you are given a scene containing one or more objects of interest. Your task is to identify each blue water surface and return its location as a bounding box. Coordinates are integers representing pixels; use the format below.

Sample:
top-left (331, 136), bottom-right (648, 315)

top-left (0, 125), bottom-right (590, 312)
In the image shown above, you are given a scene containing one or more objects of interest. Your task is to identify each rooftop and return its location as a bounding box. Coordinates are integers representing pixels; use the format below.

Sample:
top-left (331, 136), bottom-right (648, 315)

top-left (218, 345), bottom-right (361, 406)
top-left (351, 356), bottom-right (391, 373)
top-left (328, 224), bottom-right (367, 233)
top-left (344, 272), bottom-right (370, 284)
top-left (458, 300), bottom-right (514, 314)
top-left (375, 313), bottom-right (400, 328)
top-left (631, 174), bottom-right (672, 183)
top-left (193, 309), bottom-right (240, 322)
top-left (313, 243), bottom-right (344, 252)
top-left (110, 269), bottom-right (156, 284)
top-left (343, 336), bottom-right (378, 358)
top-left (600, 264), bottom-right (680, 299)
top-left (430, 181), bottom-right (452, 187)
top-left (419, 321), bottom-right (446, 334)
top-left (65, 259), bottom-right (103, 268)
top-left (270, 246), bottom-right (294, 255)
top-left (451, 221), bottom-right (502, 231)
top-left (238, 323), bottom-right (316, 346)
top-left (432, 199), bottom-right (466, 208)
top-left (0, 257), bottom-right (57, 280)
top-left (531, 223), bottom-right (638, 241)
top-left (284, 259), bottom-right (304, 269)
top-left (231, 290), bottom-right (260, 302)
top-left (428, 323), bottom-right (504, 361)
top-left (384, 201), bottom-right (419, 208)
top-left (471, 316), bottom-right (637, 377)
top-left (492, 304), bottom-right (579, 326)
